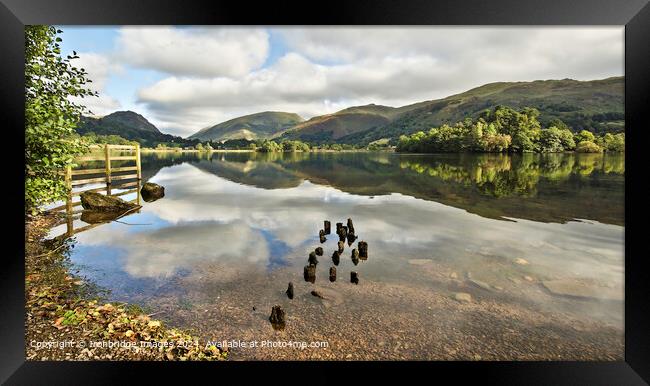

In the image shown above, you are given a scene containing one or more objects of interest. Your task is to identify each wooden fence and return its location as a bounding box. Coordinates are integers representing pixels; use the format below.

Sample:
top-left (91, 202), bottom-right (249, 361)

top-left (49, 143), bottom-right (142, 237)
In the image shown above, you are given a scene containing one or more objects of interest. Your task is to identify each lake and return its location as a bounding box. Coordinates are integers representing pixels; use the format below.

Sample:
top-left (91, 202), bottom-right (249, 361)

top-left (50, 151), bottom-right (625, 360)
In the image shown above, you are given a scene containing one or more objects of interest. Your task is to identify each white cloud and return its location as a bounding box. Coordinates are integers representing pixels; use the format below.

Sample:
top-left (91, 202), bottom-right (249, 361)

top-left (70, 26), bottom-right (623, 136)
top-left (69, 52), bottom-right (122, 116)
top-left (133, 27), bottom-right (623, 136)
top-left (116, 27), bottom-right (270, 78)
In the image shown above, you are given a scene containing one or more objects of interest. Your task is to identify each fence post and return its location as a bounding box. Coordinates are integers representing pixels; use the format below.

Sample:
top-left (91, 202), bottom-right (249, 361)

top-left (64, 165), bottom-right (73, 236)
top-left (135, 143), bottom-right (142, 206)
top-left (135, 143), bottom-right (141, 180)
top-left (104, 144), bottom-right (112, 195)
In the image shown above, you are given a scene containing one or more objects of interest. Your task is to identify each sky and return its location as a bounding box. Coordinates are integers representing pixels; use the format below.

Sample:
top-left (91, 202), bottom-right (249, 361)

top-left (59, 26), bottom-right (624, 138)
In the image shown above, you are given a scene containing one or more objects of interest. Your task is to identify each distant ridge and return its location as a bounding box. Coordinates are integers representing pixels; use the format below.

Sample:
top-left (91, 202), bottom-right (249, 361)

top-left (188, 111), bottom-right (304, 141)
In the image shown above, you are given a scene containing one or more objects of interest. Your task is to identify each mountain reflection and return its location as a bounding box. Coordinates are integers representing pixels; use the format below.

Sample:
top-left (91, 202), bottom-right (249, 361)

top-left (141, 151), bottom-right (624, 225)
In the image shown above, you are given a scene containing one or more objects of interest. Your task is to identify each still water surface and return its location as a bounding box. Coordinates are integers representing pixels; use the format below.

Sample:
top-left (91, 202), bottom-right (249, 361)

top-left (52, 152), bottom-right (625, 359)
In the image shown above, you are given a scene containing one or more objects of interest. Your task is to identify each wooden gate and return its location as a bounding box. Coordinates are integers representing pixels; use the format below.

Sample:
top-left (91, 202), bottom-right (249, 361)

top-left (50, 143), bottom-right (142, 236)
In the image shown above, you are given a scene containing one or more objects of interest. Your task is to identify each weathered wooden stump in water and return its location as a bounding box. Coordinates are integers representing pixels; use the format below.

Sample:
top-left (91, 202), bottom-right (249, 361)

top-left (304, 265), bottom-right (316, 283)
top-left (358, 241), bottom-right (368, 259)
top-left (332, 250), bottom-right (340, 266)
top-left (351, 248), bottom-right (360, 265)
top-left (351, 271), bottom-right (359, 285)
top-left (324, 221), bottom-right (331, 235)
top-left (308, 251), bottom-right (319, 266)
top-left (320, 234), bottom-right (327, 243)
top-left (269, 305), bottom-right (286, 330)
top-left (329, 266), bottom-right (337, 282)
top-left (336, 222), bottom-right (343, 233)
top-left (286, 282), bottom-right (294, 299)
top-left (315, 247), bottom-right (323, 256)
top-left (347, 231), bottom-right (357, 245)
top-left (347, 218), bottom-right (354, 234)
top-left (337, 241), bottom-right (344, 254)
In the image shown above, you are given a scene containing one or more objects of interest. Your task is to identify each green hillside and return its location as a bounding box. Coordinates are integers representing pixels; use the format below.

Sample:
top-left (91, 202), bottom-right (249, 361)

top-left (188, 111), bottom-right (304, 141)
top-left (278, 77), bottom-right (623, 145)
top-left (340, 77), bottom-right (624, 145)
top-left (76, 110), bottom-right (192, 147)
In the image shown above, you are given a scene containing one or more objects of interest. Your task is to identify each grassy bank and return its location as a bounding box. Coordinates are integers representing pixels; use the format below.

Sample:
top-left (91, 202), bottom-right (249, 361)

top-left (25, 213), bottom-right (227, 361)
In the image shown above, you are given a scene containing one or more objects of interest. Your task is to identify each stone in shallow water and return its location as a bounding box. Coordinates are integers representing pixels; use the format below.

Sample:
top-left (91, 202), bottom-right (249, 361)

top-left (80, 192), bottom-right (140, 212)
top-left (310, 286), bottom-right (344, 308)
top-left (514, 258), bottom-right (529, 265)
top-left (140, 182), bottom-right (165, 202)
top-left (315, 247), bottom-right (323, 256)
top-left (468, 278), bottom-right (491, 291)
top-left (408, 259), bottom-right (432, 265)
top-left (542, 279), bottom-right (623, 301)
top-left (454, 293), bottom-right (472, 303)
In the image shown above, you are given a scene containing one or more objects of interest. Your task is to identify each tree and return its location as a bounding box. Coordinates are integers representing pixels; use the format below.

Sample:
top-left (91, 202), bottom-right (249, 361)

top-left (195, 143), bottom-right (204, 151)
top-left (25, 26), bottom-right (97, 213)
top-left (538, 128), bottom-right (565, 153)
top-left (574, 130), bottom-right (596, 144)
top-left (575, 140), bottom-right (603, 153)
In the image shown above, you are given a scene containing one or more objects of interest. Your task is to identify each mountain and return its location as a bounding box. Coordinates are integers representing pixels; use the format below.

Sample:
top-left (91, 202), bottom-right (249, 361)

top-left (76, 110), bottom-right (190, 147)
top-left (188, 111), bottom-right (304, 141)
top-left (279, 104), bottom-right (421, 143)
top-left (281, 77), bottom-right (624, 145)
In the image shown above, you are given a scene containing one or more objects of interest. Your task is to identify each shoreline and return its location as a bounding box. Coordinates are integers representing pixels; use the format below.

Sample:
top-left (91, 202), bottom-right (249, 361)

top-left (25, 213), bottom-right (227, 361)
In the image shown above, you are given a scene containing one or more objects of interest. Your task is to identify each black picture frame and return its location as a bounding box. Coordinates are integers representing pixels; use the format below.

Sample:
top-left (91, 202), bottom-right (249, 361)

top-left (1, 0), bottom-right (648, 384)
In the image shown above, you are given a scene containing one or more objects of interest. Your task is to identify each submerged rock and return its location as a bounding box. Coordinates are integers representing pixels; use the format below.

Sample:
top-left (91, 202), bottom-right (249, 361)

top-left (286, 282), bottom-right (294, 299)
top-left (351, 271), bottom-right (359, 285)
top-left (337, 241), bottom-right (345, 254)
top-left (308, 251), bottom-right (319, 266)
top-left (408, 259), bottom-right (432, 265)
top-left (304, 265), bottom-right (316, 283)
top-left (309, 286), bottom-right (344, 308)
top-left (329, 266), bottom-right (337, 282)
top-left (269, 305), bottom-right (286, 330)
top-left (140, 182), bottom-right (165, 202)
top-left (324, 221), bottom-right (331, 235)
top-left (514, 258), bottom-right (529, 265)
top-left (80, 210), bottom-right (124, 224)
top-left (80, 192), bottom-right (140, 212)
top-left (332, 250), bottom-right (340, 266)
top-left (542, 278), bottom-right (623, 301)
top-left (358, 241), bottom-right (368, 259)
top-left (351, 248), bottom-right (360, 265)
top-left (454, 293), bottom-right (472, 303)
top-left (315, 247), bottom-right (323, 256)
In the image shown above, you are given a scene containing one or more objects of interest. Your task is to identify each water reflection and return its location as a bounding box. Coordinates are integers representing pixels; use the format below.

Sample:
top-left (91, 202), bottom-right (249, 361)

top-left (140, 151), bottom-right (623, 225)
top-left (65, 151), bottom-right (624, 359)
